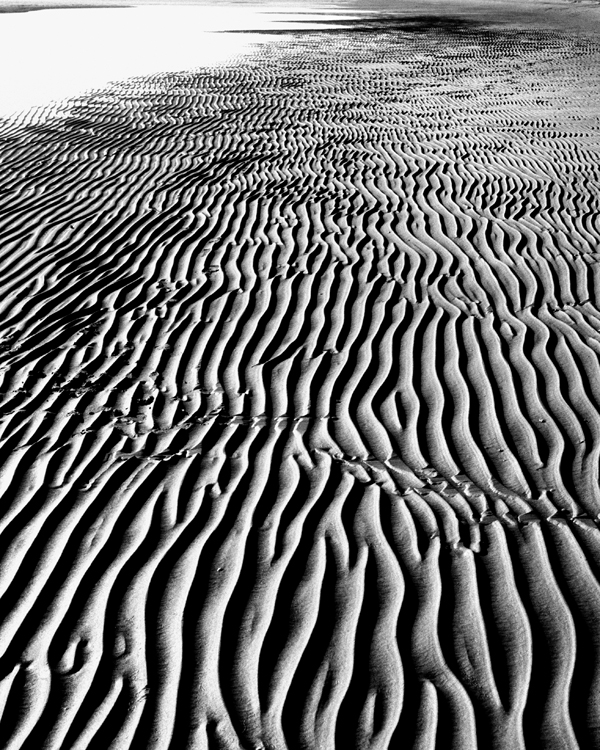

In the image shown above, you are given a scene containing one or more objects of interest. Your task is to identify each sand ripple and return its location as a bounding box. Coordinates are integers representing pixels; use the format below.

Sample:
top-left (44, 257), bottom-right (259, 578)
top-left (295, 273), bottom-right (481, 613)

top-left (0, 16), bottom-right (599, 750)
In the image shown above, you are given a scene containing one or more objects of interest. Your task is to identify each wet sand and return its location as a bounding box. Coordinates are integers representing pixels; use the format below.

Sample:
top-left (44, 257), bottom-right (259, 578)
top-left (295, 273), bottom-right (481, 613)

top-left (0, 8), bottom-right (600, 749)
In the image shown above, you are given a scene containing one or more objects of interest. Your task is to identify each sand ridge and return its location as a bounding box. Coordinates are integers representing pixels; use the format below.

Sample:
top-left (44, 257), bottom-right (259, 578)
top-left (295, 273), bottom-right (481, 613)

top-left (0, 15), bottom-right (599, 750)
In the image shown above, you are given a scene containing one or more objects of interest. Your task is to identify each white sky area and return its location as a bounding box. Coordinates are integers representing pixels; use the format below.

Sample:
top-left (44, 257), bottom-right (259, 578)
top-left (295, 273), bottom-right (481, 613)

top-left (0, 6), bottom-right (350, 120)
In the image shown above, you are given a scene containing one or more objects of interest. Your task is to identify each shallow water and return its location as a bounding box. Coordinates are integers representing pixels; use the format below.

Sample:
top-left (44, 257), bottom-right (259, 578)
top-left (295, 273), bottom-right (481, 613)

top-left (2, 0), bottom-right (600, 118)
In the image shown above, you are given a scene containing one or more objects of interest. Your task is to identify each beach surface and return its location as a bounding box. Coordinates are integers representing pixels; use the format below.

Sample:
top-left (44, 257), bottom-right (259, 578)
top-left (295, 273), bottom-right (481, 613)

top-left (0, 5), bottom-right (600, 749)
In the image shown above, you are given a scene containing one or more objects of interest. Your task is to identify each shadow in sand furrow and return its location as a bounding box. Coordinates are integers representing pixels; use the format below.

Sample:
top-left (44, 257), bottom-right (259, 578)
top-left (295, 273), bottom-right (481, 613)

top-left (421, 306), bottom-right (463, 478)
top-left (378, 493), bottom-right (424, 750)
top-left (436, 544), bottom-right (504, 748)
top-left (467, 318), bottom-right (531, 496)
top-left (123, 473), bottom-right (225, 749)
top-left (545, 330), bottom-right (596, 497)
top-left (396, 503), bottom-right (479, 748)
top-left (481, 321), bottom-right (544, 488)
top-left (349, 294), bottom-right (404, 454)
top-left (436, 310), bottom-right (468, 467)
top-left (46, 465), bottom-right (175, 748)
top-left (501, 521), bottom-right (578, 750)
top-left (521, 521), bottom-right (600, 749)
top-left (406, 300), bottom-right (440, 465)
top-left (0, 457), bottom-right (145, 648)
top-left (522, 318), bottom-right (583, 510)
top-left (31, 501), bottom-right (172, 749)
top-left (336, 519), bottom-right (404, 749)
top-left (274, 536), bottom-right (340, 748)
top-left (258, 463), bottom-right (346, 724)
top-left (339, 278), bottom-right (390, 402)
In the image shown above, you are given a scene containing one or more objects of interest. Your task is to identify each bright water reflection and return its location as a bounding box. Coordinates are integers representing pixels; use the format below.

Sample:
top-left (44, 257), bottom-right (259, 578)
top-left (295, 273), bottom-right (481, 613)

top-left (0, 5), bottom-right (350, 119)
top-left (2, 1), bottom-right (598, 120)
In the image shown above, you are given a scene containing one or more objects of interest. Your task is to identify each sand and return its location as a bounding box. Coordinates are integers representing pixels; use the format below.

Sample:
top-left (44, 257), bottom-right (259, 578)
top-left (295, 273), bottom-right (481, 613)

top-left (0, 7), bottom-right (599, 750)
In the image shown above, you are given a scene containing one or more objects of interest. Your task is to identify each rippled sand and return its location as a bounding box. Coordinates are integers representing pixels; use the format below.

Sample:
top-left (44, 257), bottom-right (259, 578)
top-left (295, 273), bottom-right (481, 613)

top-left (1, 9), bottom-right (600, 750)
